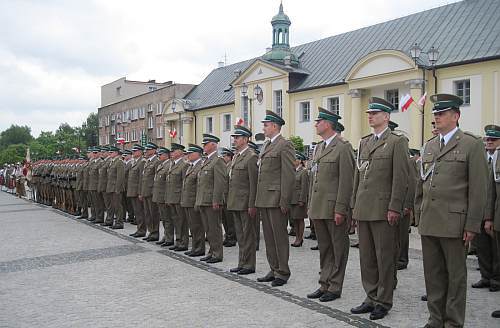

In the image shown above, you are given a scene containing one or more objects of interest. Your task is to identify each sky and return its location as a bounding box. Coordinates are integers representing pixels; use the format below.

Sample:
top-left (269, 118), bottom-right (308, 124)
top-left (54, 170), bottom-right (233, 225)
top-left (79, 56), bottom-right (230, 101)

top-left (0, 0), bottom-right (459, 137)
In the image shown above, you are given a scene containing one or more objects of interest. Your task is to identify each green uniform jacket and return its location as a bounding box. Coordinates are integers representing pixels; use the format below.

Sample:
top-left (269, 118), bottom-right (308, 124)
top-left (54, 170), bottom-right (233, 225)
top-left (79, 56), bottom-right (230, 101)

top-left (166, 159), bottom-right (189, 204)
top-left (255, 135), bottom-right (295, 209)
top-left (88, 158), bottom-right (101, 191)
top-left (352, 129), bottom-right (409, 221)
top-left (152, 159), bottom-right (169, 203)
top-left (195, 153), bottom-right (227, 207)
top-left (181, 160), bottom-right (202, 208)
top-left (226, 148), bottom-right (258, 211)
top-left (415, 129), bottom-right (487, 237)
top-left (140, 156), bottom-right (160, 198)
top-left (97, 158), bottom-right (111, 193)
top-left (309, 137), bottom-right (354, 220)
top-left (106, 157), bottom-right (125, 193)
top-left (126, 158), bottom-right (145, 198)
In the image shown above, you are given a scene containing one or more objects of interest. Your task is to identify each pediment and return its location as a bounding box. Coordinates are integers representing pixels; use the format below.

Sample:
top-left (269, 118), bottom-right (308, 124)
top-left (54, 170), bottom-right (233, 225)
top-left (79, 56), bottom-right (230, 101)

top-left (347, 50), bottom-right (416, 81)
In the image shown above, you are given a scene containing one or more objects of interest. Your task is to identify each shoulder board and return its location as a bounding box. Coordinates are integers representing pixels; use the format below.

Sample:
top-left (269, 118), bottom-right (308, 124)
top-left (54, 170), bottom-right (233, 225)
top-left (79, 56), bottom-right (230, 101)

top-left (338, 137), bottom-right (349, 144)
top-left (361, 133), bottom-right (373, 140)
top-left (426, 135), bottom-right (438, 142)
top-left (391, 131), bottom-right (404, 137)
top-left (463, 131), bottom-right (481, 139)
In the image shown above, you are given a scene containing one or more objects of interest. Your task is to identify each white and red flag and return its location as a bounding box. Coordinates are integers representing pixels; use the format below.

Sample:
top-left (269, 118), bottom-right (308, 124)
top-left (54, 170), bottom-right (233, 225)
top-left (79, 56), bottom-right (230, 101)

top-left (400, 94), bottom-right (414, 112)
top-left (169, 129), bottom-right (177, 138)
top-left (235, 117), bottom-right (244, 125)
top-left (418, 92), bottom-right (427, 106)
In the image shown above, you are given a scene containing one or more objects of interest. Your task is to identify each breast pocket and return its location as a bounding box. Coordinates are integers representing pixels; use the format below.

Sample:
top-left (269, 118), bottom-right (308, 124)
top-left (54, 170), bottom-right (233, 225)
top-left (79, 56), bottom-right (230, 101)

top-left (443, 153), bottom-right (466, 176)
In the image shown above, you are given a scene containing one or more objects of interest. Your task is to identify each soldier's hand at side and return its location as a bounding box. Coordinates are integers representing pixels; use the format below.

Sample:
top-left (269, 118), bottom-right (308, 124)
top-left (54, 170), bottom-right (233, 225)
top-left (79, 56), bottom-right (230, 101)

top-left (387, 210), bottom-right (400, 226)
top-left (484, 220), bottom-right (494, 237)
top-left (334, 213), bottom-right (345, 226)
top-left (248, 207), bottom-right (257, 218)
top-left (213, 203), bottom-right (221, 209)
top-left (403, 208), bottom-right (412, 216)
top-left (138, 195), bottom-right (143, 201)
top-left (280, 207), bottom-right (288, 215)
top-left (463, 230), bottom-right (476, 245)
top-left (298, 201), bottom-right (305, 207)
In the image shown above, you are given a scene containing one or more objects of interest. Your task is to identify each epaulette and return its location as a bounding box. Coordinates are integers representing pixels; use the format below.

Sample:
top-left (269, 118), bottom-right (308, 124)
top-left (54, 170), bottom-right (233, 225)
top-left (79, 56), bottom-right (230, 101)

top-left (338, 136), bottom-right (349, 144)
top-left (391, 131), bottom-right (404, 137)
top-left (361, 133), bottom-right (373, 140)
top-left (463, 131), bottom-right (481, 139)
top-left (426, 135), bottom-right (438, 142)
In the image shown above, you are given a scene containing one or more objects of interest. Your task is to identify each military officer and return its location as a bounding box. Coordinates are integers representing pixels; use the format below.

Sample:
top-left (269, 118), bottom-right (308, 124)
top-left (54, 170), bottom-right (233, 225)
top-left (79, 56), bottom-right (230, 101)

top-left (196, 134), bottom-right (228, 263)
top-left (472, 125), bottom-right (500, 291)
top-left (181, 144), bottom-right (205, 257)
top-left (152, 147), bottom-right (171, 245)
top-left (128, 144), bottom-right (147, 238)
top-left (77, 149), bottom-right (92, 219)
top-left (221, 147), bottom-right (237, 247)
top-left (97, 146), bottom-right (113, 226)
top-left (166, 143), bottom-right (189, 251)
top-left (415, 94), bottom-right (488, 328)
top-left (106, 146), bottom-right (125, 229)
top-left (227, 125), bottom-right (258, 275)
top-left (121, 149), bottom-right (135, 224)
top-left (89, 147), bottom-right (105, 224)
top-left (140, 142), bottom-right (161, 241)
top-left (488, 130), bottom-right (500, 319)
top-left (290, 152), bottom-right (309, 247)
top-left (249, 140), bottom-right (262, 250)
top-left (351, 97), bottom-right (409, 320)
top-left (255, 110), bottom-right (295, 287)
top-left (306, 108), bottom-right (354, 302)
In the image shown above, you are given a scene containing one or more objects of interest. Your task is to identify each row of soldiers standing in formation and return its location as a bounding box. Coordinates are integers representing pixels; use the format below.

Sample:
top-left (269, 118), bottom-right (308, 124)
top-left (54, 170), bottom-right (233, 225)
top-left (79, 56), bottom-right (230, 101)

top-left (25, 93), bottom-right (499, 327)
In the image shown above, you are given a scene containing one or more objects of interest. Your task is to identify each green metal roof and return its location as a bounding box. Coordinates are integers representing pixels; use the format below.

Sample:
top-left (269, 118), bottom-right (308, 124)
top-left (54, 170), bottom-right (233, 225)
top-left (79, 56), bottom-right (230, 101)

top-left (185, 0), bottom-right (500, 110)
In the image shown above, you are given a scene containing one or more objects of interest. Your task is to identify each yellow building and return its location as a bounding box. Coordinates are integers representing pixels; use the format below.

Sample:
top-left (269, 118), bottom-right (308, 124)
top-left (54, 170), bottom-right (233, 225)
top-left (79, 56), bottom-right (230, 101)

top-left (172, 0), bottom-right (500, 153)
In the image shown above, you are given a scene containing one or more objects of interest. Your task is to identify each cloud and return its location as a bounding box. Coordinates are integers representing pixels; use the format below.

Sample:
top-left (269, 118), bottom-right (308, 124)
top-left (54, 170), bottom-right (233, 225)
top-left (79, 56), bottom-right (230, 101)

top-left (0, 0), bottom-right (456, 137)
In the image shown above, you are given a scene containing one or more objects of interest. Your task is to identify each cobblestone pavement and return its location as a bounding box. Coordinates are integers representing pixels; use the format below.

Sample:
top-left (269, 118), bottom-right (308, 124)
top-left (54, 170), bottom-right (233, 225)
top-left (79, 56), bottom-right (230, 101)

top-left (0, 191), bottom-right (497, 328)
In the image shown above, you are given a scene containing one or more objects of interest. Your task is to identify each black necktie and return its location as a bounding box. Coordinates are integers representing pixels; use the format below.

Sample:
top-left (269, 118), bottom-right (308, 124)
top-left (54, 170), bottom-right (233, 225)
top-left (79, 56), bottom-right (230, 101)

top-left (489, 157), bottom-right (492, 164)
top-left (440, 138), bottom-right (445, 150)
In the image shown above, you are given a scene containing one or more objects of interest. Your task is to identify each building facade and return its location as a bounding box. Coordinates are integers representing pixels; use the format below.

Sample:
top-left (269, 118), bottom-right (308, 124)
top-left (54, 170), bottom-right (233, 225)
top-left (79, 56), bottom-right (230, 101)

top-left (101, 77), bottom-right (173, 107)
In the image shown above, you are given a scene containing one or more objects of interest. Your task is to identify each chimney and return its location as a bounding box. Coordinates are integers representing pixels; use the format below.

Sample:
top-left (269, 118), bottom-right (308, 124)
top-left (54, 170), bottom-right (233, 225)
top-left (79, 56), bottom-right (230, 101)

top-left (218, 61), bottom-right (225, 68)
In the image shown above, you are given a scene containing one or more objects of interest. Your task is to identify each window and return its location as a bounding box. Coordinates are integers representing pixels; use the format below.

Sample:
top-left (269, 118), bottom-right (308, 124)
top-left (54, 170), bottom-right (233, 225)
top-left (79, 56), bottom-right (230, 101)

top-left (274, 90), bottom-right (283, 117)
top-left (156, 126), bottom-right (164, 139)
top-left (299, 101), bottom-right (310, 122)
top-left (131, 129), bottom-right (137, 141)
top-left (147, 104), bottom-right (153, 112)
top-left (116, 86), bottom-right (121, 96)
top-left (139, 107), bottom-right (146, 119)
top-left (105, 115), bottom-right (110, 126)
top-left (156, 103), bottom-right (163, 115)
top-left (148, 116), bottom-right (154, 129)
top-left (105, 134), bottom-right (109, 145)
top-left (454, 79), bottom-right (470, 105)
top-left (223, 114), bottom-right (231, 132)
top-left (327, 97), bottom-right (340, 115)
top-left (242, 96), bottom-right (249, 127)
top-left (206, 117), bottom-right (213, 133)
top-left (111, 125), bottom-right (116, 135)
top-left (125, 131), bottom-right (130, 142)
top-left (385, 89), bottom-right (399, 110)
top-left (99, 118), bottom-right (103, 128)
top-left (111, 113), bottom-right (116, 121)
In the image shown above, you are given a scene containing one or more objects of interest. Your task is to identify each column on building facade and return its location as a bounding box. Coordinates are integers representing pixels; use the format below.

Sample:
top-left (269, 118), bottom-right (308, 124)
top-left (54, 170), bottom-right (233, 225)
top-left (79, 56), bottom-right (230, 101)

top-left (407, 79), bottom-right (424, 149)
top-left (348, 89), bottom-right (363, 147)
top-left (181, 113), bottom-right (194, 146)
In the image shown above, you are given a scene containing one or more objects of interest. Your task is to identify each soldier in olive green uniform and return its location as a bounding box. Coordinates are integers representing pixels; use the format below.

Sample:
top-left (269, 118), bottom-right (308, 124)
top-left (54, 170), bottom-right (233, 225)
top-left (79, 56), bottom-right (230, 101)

top-left (166, 143), bottom-right (189, 251)
top-left (106, 146), bottom-right (125, 229)
top-left (181, 144), bottom-right (205, 257)
top-left (196, 134), bottom-right (228, 263)
top-left (290, 152), bottom-right (309, 247)
top-left (128, 145), bottom-right (147, 238)
top-left (140, 142), bottom-right (161, 241)
top-left (77, 149), bottom-right (92, 219)
top-left (351, 97), bottom-right (409, 321)
top-left (415, 94), bottom-right (488, 328)
top-left (227, 126), bottom-right (258, 275)
top-left (98, 147), bottom-right (113, 225)
top-left (89, 147), bottom-right (105, 223)
top-left (255, 111), bottom-right (295, 287)
top-left (152, 147), bottom-right (171, 245)
top-left (306, 108), bottom-right (354, 303)
top-left (221, 147), bottom-right (237, 247)
top-left (121, 150), bottom-right (135, 224)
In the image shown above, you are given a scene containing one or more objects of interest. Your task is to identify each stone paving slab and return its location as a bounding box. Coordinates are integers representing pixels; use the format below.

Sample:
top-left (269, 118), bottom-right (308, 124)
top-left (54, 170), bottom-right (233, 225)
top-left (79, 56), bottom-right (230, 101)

top-left (0, 191), bottom-right (498, 328)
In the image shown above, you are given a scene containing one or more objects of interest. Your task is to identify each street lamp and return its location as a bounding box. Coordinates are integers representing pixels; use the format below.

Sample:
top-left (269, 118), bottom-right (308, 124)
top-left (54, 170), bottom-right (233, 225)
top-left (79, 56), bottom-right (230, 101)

top-left (409, 43), bottom-right (422, 65)
top-left (241, 83), bottom-right (248, 97)
top-left (253, 84), bottom-right (262, 99)
top-left (428, 46), bottom-right (439, 93)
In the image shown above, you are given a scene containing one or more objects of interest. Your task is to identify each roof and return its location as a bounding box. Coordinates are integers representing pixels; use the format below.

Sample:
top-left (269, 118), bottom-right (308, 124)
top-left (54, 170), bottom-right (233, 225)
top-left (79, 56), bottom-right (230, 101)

top-left (186, 0), bottom-right (500, 110)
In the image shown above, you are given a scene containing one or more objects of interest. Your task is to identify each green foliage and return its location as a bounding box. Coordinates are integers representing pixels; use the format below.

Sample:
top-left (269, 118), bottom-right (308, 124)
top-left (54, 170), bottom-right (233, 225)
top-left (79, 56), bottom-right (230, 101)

top-left (0, 144), bottom-right (27, 166)
top-left (0, 125), bottom-right (33, 149)
top-left (289, 135), bottom-right (305, 153)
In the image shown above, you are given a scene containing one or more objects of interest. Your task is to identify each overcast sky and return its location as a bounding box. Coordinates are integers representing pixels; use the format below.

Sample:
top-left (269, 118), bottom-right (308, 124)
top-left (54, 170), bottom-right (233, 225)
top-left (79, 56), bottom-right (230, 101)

top-left (0, 0), bottom-right (458, 137)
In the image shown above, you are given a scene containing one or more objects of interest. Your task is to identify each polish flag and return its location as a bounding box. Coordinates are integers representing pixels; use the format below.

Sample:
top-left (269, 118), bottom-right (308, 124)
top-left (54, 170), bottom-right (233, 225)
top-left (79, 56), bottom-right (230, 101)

top-left (418, 92), bottom-right (427, 106)
top-left (235, 117), bottom-right (244, 125)
top-left (116, 137), bottom-right (125, 145)
top-left (169, 129), bottom-right (177, 138)
top-left (400, 94), bottom-right (414, 112)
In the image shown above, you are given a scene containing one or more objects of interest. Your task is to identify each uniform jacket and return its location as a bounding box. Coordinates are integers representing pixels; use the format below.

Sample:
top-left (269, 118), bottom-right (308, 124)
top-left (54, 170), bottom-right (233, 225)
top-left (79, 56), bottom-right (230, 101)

top-left (88, 158), bottom-right (101, 191)
top-left (403, 157), bottom-right (418, 210)
top-left (106, 157), bottom-right (125, 193)
top-left (140, 155), bottom-right (160, 198)
top-left (152, 159), bottom-right (169, 203)
top-left (415, 129), bottom-right (488, 237)
top-left (352, 128), bottom-right (409, 221)
top-left (309, 136), bottom-right (354, 220)
top-left (166, 158), bottom-right (189, 204)
top-left (195, 153), bottom-right (227, 207)
top-left (126, 158), bottom-right (145, 198)
top-left (255, 135), bottom-right (295, 208)
top-left (97, 157), bottom-right (111, 193)
top-left (181, 160), bottom-right (202, 208)
top-left (226, 148), bottom-right (258, 211)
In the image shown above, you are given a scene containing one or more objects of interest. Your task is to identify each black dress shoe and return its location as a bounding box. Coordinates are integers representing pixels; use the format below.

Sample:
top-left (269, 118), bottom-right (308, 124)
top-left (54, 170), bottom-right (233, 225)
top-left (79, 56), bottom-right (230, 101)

top-left (111, 225), bottom-right (124, 229)
top-left (169, 245), bottom-right (178, 251)
top-left (189, 252), bottom-right (205, 257)
top-left (350, 302), bottom-right (374, 314)
top-left (230, 267), bottom-right (242, 273)
top-left (319, 291), bottom-right (340, 302)
top-left (129, 232), bottom-right (138, 237)
top-left (396, 263), bottom-right (407, 270)
top-left (490, 284), bottom-right (500, 292)
top-left (155, 240), bottom-right (165, 245)
top-left (224, 241), bottom-right (236, 247)
top-left (175, 247), bottom-right (188, 252)
top-left (369, 305), bottom-right (388, 320)
top-left (184, 251), bottom-right (193, 256)
top-left (200, 255), bottom-right (212, 261)
top-left (271, 278), bottom-right (287, 287)
top-left (310, 245), bottom-right (319, 250)
top-left (421, 295), bottom-right (428, 301)
top-left (101, 222), bottom-right (113, 227)
top-left (147, 236), bottom-right (159, 242)
top-left (206, 257), bottom-right (222, 264)
top-left (257, 275), bottom-right (275, 282)
top-left (161, 241), bottom-right (174, 247)
top-left (93, 220), bottom-right (104, 224)
top-left (307, 289), bottom-right (324, 299)
top-left (133, 233), bottom-right (146, 238)
top-left (492, 310), bottom-right (500, 318)
top-left (237, 268), bottom-right (255, 275)
top-left (472, 279), bottom-right (490, 288)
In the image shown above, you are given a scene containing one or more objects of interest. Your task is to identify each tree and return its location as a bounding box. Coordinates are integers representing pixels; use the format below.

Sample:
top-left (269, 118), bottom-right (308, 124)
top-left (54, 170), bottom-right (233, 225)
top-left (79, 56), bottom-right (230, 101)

top-left (0, 144), bottom-right (27, 166)
top-left (289, 135), bottom-right (305, 153)
top-left (83, 112), bottom-right (99, 147)
top-left (0, 125), bottom-right (33, 149)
